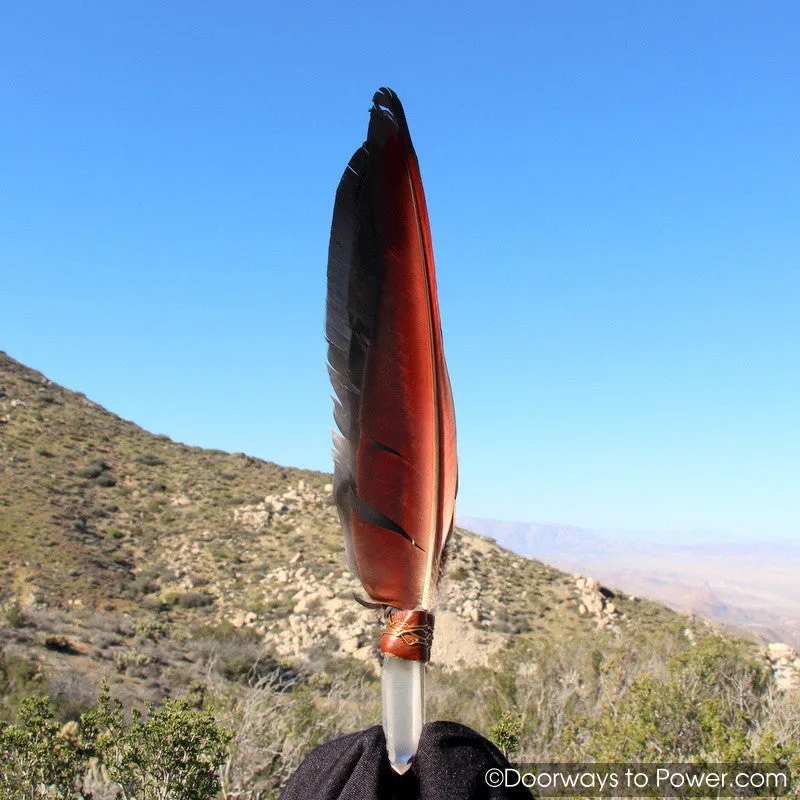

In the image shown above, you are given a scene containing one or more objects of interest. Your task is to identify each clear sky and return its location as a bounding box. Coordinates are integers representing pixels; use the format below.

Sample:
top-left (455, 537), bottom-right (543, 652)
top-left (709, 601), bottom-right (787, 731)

top-left (3, 2), bottom-right (798, 541)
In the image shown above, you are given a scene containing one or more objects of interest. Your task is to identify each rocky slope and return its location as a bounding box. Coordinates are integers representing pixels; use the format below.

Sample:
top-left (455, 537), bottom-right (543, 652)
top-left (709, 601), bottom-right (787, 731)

top-left (1, 349), bottom-right (796, 714)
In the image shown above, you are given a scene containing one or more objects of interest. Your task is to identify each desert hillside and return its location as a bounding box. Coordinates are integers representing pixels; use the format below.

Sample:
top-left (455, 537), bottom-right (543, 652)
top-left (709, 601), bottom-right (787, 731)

top-left (1, 350), bottom-right (798, 797)
top-left (0, 349), bottom-right (695, 671)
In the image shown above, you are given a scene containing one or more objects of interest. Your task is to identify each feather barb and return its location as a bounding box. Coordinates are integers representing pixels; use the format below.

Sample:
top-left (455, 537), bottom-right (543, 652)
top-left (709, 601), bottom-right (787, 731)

top-left (326, 88), bottom-right (457, 661)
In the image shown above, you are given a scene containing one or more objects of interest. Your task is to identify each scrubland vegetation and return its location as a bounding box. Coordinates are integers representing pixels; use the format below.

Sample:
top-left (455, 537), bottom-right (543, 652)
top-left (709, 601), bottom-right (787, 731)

top-left (2, 625), bottom-right (798, 799)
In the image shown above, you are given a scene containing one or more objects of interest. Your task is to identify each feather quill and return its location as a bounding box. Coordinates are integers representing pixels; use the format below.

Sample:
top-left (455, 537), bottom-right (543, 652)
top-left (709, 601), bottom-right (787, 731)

top-left (326, 88), bottom-right (457, 769)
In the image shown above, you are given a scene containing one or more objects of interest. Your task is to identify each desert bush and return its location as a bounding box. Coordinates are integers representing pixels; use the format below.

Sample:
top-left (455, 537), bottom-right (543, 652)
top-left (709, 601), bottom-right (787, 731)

top-left (323, 654), bottom-right (379, 686)
top-left (113, 649), bottom-right (153, 673)
top-left (207, 544), bottom-right (240, 562)
top-left (139, 596), bottom-right (166, 611)
top-left (493, 609), bottom-right (521, 634)
top-left (0, 652), bottom-right (42, 720)
top-left (560, 634), bottom-right (790, 765)
top-left (36, 632), bottom-right (75, 653)
top-left (218, 669), bottom-right (379, 799)
top-left (78, 460), bottom-right (108, 479)
top-left (752, 689), bottom-right (800, 778)
top-left (134, 575), bottom-right (160, 595)
top-left (0, 696), bottom-right (87, 798)
top-left (92, 630), bottom-right (122, 648)
top-left (47, 669), bottom-right (98, 722)
top-left (83, 688), bottom-right (232, 800)
top-left (489, 709), bottom-right (522, 758)
top-left (427, 665), bottom-right (501, 739)
top-left (134, 453), bottom-right (165, 466)
top-left (0, 688), bottom-right (232, 800)
top-left (23, 607), bottom-right (67, 634)
top-left (177, 592), bottom-right (214, 609)
top-left (190, 631), bottom-right (286, 688)
top-left (134, 615), bottom-right (166, 642)
top-left (4, 602), bottom-right (25, 628)
top-left (219, 649), bottom-right (283, 685)
top-left (191, 621), bottom-right (262, 644)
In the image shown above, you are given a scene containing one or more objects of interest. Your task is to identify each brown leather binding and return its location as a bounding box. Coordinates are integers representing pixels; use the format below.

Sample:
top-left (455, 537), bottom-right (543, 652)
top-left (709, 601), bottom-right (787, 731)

top-left (379, 609), bottom-right (434, 662)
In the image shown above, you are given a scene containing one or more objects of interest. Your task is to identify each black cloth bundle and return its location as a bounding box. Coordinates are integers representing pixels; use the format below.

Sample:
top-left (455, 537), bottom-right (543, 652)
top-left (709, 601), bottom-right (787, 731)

top-left (280, 722), bottom-right (533, 800)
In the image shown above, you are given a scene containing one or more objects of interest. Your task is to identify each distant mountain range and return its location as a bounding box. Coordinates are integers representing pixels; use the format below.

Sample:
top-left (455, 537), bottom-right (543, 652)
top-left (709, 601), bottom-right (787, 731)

top-left (458, 517), bottom-right (800, 648)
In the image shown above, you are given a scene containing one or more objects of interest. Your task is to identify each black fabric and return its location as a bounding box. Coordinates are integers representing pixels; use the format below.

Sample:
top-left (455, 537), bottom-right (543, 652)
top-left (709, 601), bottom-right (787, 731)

top-left (280, 722), bottom-right (533, 799)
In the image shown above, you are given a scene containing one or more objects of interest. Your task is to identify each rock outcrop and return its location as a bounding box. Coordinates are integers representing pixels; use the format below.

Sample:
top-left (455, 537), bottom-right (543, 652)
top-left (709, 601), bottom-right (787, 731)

top-left (763, 642), bottom-right (800, 692)
top-left (574, 574), bottom-right (625, 629)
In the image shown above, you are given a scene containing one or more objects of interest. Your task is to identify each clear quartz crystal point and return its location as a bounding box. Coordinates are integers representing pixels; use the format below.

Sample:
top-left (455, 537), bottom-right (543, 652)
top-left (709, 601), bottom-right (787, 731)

top-left (382, 655), bottom-right (425, 775)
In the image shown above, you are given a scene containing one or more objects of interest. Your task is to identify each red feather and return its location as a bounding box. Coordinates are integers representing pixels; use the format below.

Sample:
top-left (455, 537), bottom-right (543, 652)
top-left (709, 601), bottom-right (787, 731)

top-left (326, 88), bottom-right (457, 618)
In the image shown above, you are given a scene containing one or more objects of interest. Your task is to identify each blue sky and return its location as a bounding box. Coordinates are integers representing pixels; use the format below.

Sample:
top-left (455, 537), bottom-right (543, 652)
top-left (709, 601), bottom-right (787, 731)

top-left (3, 2), bottom-right (798, 540)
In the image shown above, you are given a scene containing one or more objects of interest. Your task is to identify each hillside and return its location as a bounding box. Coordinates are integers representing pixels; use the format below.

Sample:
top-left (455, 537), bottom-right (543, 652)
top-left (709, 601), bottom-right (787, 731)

top-left (0, 349), bottom-right (690, 657)
top-left (2, 350), bottom-right (798, 797)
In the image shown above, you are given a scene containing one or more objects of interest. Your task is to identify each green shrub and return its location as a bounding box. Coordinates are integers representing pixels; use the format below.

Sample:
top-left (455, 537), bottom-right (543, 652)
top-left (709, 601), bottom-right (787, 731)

top-left (177, 592), bottom-right (214, 609)
top-left (563, 635), bottom-right (780, 764)
top-left (85, 688), bottom-right (232, 800)
top-left (323, 655), bottom-right (378, 686)
top-left (134, 616), bottom-right (166, 641)
top-left (0, 653), bottom-right (42, 719)
top-left (207, 544), bottom-right (240, 562)
top-left (78, 460), bottom-right (108, 479)
top-left (135, 453), bottom-right (165, 466)
top-left (489, 709), bottom-right (522, 758)
top-left (191, 621), bottom-right (262, 643)
top-left (219, 652), bottom-right (280, 684)
top-left (113, 649), bottom-right (152, 673)
top-left (139, 596), bottom-right (165, 611)
top-left (0, 696), bottom-right (86, 798)
top-left (134, 574), bottom-right (160, 595)
top-left (4, 602), bottom-right (25, 628)
top-left (0, 688), bottom-right (232, 800)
